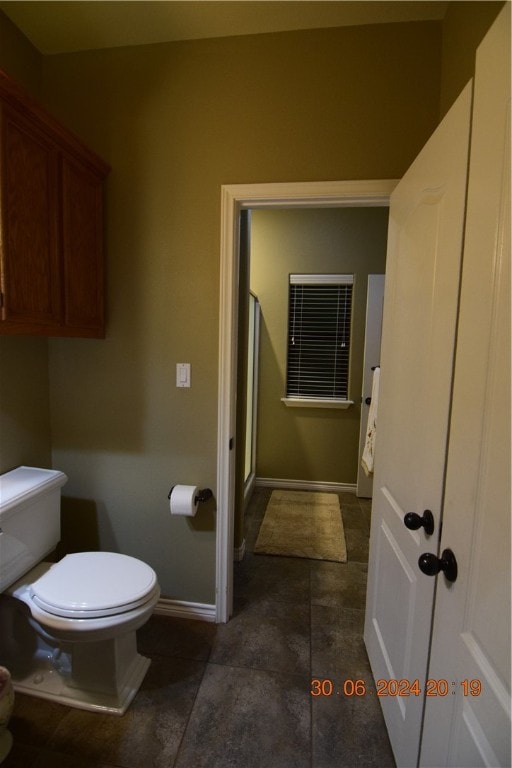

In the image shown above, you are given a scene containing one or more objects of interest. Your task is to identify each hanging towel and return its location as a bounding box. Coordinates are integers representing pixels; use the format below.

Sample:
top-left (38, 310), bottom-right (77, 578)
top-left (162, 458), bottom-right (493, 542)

top-left (361, 367), bottom-right (380, 477)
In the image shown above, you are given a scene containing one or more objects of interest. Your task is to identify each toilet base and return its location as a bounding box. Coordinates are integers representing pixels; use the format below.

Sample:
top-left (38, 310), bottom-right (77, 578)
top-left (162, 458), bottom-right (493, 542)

top-left (10, 649), bottom-right (150, 716)
top-left (0, 594), bottom-right (152, 715)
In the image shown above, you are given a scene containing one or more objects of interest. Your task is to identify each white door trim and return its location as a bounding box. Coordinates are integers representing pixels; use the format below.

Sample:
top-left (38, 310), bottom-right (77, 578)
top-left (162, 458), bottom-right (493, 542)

top-left (216, 179), bottom-right (398, 623)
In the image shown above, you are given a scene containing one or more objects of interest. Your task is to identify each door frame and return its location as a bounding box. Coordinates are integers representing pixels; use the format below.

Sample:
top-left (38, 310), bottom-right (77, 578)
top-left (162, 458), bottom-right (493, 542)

top-left (216, 179), bottom-right (398, 623)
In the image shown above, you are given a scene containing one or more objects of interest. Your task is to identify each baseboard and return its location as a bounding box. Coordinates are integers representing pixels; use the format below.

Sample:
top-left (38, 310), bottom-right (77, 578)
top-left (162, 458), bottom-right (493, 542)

top-left (154, 598), bottom-right (216, 623)
top-left (255, 477), bottom-right (357, 494)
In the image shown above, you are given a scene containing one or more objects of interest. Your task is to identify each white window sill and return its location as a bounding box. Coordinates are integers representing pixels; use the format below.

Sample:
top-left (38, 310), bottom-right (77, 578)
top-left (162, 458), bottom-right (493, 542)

top-left (281, 397), bottom-right (354, 410)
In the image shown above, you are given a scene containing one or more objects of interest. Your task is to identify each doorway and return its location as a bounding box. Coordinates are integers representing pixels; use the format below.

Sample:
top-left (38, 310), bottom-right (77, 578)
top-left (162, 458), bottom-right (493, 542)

top-left (216, 180), bottom-right (397, 623)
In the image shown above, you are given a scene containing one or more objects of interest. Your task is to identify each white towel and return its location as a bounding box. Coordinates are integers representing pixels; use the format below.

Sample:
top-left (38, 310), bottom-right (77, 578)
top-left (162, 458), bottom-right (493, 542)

top-left (361, 367), bottom-right (380, 477)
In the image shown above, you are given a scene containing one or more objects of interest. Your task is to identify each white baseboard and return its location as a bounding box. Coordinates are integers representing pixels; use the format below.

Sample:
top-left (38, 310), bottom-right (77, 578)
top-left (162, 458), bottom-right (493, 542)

top-left (154, 598), bottom-right (216, 623)
top-left (255, 477), bottom-right (357, 494)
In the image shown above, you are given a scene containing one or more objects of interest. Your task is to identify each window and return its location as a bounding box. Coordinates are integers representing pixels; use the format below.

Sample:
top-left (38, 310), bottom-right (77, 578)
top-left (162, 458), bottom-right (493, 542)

top-left (284, 274), bottom-right (354, 408)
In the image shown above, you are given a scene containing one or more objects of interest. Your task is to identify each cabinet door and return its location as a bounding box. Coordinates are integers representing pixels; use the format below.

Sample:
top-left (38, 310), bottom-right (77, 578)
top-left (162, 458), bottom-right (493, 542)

top-left (0, 106), bottom-right (61, 329)
top-left (61, 155), bottom-right (105, 337)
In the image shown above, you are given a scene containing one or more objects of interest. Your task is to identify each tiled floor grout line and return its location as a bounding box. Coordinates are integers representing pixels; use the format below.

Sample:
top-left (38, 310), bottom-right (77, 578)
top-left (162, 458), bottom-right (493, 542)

top-left (171, 657), bottom-right (210, 768)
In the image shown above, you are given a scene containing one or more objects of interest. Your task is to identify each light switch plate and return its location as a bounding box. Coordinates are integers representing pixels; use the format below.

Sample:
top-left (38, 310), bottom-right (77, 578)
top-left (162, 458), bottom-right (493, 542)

top-left (176, 363), bottom-right (191, 387)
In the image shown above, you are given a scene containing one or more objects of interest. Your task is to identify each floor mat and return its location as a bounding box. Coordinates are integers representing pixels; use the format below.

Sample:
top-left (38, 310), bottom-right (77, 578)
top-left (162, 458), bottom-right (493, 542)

top-left (254, 489), bottom-right (347, 562)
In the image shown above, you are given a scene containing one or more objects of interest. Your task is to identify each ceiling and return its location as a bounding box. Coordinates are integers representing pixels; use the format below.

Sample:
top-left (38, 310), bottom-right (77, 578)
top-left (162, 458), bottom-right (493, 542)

top-left (0, 1), bottom-right (448, 55)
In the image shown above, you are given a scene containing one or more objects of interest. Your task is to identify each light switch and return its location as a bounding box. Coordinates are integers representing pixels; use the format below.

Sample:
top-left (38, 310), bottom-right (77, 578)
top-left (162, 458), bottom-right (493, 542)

top-left (176, 363), bottom-right (191, 388)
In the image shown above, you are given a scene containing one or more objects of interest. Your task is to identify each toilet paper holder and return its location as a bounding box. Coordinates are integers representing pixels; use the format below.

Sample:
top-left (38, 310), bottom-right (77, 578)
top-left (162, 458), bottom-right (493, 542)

top-left (167, 486), bottom-right (213, 504)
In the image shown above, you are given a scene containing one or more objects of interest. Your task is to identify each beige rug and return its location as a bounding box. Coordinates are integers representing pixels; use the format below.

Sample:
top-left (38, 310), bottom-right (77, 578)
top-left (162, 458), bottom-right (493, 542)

top-left (254, 489), bottom-right (347, 562)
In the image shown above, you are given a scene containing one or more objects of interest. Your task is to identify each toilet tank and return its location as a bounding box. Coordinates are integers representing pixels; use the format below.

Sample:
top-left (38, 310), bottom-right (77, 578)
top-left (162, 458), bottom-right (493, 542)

top-left (0, 466), bottom-right (68, 592)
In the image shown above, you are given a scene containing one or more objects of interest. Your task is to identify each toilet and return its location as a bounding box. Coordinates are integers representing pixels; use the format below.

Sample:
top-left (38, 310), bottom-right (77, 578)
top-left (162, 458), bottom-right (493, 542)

top-left (0, 466), bottom-right (160, 715)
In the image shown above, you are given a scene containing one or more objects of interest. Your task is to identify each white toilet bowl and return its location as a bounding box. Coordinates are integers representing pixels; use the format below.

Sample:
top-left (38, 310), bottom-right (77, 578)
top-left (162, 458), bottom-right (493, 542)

top-left (16, 551), bottom-right (160, 641)
top-left (1, 552), bottom-right (160, 715)
top-left (0, 465), bottom-right (161, 715)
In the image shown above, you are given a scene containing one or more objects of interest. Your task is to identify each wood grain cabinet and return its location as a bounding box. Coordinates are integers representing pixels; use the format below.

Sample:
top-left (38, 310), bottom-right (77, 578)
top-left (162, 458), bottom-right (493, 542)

top-left (0, 70), bottom-right (110, 337)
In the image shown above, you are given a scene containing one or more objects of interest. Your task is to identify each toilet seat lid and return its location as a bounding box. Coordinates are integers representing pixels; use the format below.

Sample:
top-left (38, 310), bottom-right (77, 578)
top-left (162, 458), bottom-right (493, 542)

top-left (30, 552), bottom-right (158, 618)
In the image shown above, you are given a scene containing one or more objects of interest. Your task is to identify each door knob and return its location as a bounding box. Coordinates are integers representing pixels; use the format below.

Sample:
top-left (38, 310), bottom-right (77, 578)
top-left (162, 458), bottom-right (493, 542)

top-left (404, 509), bottom-right (434, 536)
top-left (418, 549), bottom-right (458, 583)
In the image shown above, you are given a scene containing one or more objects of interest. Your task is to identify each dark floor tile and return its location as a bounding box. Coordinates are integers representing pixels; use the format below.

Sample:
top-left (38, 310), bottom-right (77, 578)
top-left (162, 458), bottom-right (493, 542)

top-left (8, 693), bottom-right (69, 749)
top-left (46, 655), bottom-right (206, 768)
top-left (174, 664), bottom-right (311, 768)
top-left (33, 751), bottom-right (118, 768)
top-left (242, 488), bottom-right (274, 549)
top-left (210, 598), bottom-right (310, 676)
top-left (311, 605), bottom-right (372, 682)
top-left (311, 560), bottom-right (368, 610)
top-left (0, 741), bottom-right (40, 768)
top-left (359, 498), bottom-right (373, 529)
top-left (137, 613), bottom-right (216, 661)
top-left (234, 552), bottom-right (311, 608)
top-left (243, 518), bottom-right (265, 550)
top-left (338, 491), bottom-right (363, 508)
top-left (312, 690), bottom-right (396, 767)
top-left (244, 486), bottom-right (272, 523)
top-left (311, 602), bottom-right (378, 766)
top-left (339, 503), bottom-right (369, 532)
top-left (344, 527), bottom-right (370, 563)
top-left (242, 520), bottom-right (258, 549)
top-left (311, 604), bottom-right (366, 678)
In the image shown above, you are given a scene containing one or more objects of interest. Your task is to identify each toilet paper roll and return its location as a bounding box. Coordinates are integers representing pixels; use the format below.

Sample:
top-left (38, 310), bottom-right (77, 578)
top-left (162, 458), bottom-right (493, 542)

top-left (169, 485), bottom-right (199, 517)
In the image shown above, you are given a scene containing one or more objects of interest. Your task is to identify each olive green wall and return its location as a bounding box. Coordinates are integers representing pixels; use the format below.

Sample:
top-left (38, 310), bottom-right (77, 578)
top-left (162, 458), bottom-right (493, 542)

top-left (440, 1), bottom-right (505, 117)
top-left (0, 4), bottom-right (500, 606)
top-left (0, 14), bottom-right (52, 474)
top-left (0, 336), bottom-right (52, 471)
top-left (250, 208), bottom-right (388, 484)
top-left (39, 22), bottom-right (440, 603)
top-left (0, 8), bottom-right (40, 92)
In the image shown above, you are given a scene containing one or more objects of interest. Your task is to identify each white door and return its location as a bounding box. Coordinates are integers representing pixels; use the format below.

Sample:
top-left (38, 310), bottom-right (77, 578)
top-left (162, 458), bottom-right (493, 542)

top-left (356, 274), bottom-right (385, 498)
top-left (364, 82), bottom-right (472, 767)
top-left (420, 7), bottom-right (511, 766)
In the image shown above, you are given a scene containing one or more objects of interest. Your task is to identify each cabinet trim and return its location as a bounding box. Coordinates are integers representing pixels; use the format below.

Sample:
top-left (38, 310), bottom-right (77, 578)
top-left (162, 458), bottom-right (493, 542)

top-left (0, 69), bottom-right (110, 178)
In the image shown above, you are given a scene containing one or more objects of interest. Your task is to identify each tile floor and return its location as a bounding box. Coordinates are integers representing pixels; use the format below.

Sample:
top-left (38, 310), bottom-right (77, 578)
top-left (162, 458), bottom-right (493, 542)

top-left (3, 487), bottom-right (395, 768)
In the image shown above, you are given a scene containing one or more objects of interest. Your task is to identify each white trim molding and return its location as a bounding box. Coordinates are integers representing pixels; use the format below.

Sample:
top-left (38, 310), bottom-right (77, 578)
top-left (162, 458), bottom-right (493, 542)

top-left (154, 598), bottom-right (216, 623)
top-left (216, 179), bottom-right (398, 623)
top-left (281, 397), bottom-right (354, 409)
top-left (255, 477), bottom-right (358, 494)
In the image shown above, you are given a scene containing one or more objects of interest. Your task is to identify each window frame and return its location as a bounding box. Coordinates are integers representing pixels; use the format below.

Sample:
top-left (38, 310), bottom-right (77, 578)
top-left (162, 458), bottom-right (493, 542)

top-left (282, 273), bottom-right (355, 409)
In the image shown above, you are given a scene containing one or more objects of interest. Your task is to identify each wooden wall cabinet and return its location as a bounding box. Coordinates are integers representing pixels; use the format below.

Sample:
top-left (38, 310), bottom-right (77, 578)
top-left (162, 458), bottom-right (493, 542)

top-left (0, 70), bottom-right (110, 337)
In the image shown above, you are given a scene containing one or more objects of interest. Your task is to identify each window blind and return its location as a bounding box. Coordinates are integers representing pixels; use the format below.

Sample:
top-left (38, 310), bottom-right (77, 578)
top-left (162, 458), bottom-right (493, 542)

top-left (286, 274), bottom-right (353, 401)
